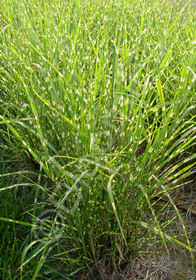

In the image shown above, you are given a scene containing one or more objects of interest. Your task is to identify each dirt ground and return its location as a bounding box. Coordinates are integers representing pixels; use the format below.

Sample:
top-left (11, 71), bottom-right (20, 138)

top-left (85, 211), bottom-right (196, 280)
top-left (85, 176), bottom-right (196, 280)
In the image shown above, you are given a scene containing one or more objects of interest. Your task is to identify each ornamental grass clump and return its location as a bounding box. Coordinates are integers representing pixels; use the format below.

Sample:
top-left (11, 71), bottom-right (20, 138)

top-left (0, 0), bottom-right (196, 278)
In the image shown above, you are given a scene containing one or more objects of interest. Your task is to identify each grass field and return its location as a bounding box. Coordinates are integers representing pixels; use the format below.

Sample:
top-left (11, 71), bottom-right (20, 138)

top-left (0, 0), bottom-right (196, 279)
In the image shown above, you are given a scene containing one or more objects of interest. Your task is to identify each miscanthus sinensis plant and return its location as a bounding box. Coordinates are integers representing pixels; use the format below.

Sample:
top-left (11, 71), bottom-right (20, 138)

top-left (0, 0), bottom-right (196, 278)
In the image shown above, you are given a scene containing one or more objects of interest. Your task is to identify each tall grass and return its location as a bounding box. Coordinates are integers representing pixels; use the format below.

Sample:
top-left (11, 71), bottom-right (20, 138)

top-left (0, 0), bottom-right (196, 278)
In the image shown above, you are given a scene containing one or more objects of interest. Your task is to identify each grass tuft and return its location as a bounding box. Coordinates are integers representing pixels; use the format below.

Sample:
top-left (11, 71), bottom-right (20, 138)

top-left (0, 0), bottom-right (196, 278)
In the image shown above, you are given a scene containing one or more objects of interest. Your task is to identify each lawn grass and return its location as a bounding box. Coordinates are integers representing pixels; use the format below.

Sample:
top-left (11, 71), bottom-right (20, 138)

top-left (0, 0), bottom-right (196, 278)
top-left (0, 137), bottom-right (34, 279)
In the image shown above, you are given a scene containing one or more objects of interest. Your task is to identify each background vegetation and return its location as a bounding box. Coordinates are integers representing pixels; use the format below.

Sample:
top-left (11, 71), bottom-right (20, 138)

top-left (0, 0), bottom-right (196, 278)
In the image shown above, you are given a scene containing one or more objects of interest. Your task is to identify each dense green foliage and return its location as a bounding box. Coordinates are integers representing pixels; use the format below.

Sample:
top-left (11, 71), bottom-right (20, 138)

top-left (0, 0), bottom-right (196, 278)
